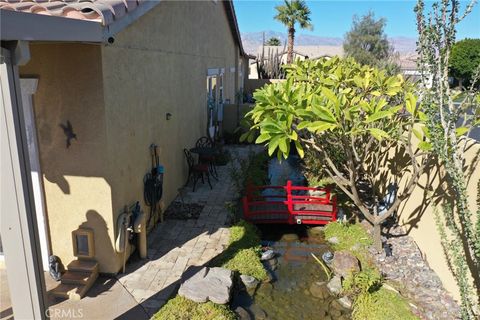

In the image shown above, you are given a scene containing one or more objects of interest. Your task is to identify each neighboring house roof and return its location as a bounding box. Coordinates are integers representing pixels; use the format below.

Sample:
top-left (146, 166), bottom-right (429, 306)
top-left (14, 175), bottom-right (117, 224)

top-left (398, 52), bottom-right (418, 70)
top-left (257, 45), bottom-right (344, 59)
top-left (0, 0), bottom-right (249, 57)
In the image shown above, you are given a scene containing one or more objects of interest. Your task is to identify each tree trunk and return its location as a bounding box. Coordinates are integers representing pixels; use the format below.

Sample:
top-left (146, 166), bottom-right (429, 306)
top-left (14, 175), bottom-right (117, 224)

top-left (372, 223), bottom-right (382, 253)
top-left (287, 27), bottom-right (295, 64)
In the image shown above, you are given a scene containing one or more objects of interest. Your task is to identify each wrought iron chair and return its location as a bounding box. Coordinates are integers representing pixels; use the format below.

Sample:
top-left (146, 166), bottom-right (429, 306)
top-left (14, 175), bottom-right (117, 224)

top-left (195, 136), bottom-right (218, 178)
top-left (184, 149), bottom-right (212, 192)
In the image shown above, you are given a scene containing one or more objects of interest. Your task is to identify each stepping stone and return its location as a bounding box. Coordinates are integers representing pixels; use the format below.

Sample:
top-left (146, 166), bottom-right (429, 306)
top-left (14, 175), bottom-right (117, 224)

top-left (178, 267), bottom-right (233, 304)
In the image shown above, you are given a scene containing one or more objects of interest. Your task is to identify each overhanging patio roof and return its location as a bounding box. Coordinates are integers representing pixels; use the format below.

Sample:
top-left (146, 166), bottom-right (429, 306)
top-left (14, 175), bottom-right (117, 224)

top-left (0, 0), bottom-right (160, 43)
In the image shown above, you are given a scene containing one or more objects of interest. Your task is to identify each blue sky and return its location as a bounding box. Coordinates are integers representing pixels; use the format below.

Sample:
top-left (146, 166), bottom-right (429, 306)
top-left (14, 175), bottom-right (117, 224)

top-left (233, 1), bottom-right (480, 39)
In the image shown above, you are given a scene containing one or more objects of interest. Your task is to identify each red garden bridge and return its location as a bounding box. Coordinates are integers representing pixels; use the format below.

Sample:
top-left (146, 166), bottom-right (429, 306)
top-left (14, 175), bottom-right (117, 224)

top-left (243, 180), bottom-right (337, 225)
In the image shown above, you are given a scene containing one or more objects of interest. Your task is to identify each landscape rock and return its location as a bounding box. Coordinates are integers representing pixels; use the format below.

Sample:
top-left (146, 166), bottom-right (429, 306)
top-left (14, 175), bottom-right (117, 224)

top-left (309, 281), bottom-right (329, 299)
top-left (261, 250), bottom-right (275, 261)
top-left (327, 276), bottom-right (342, 295)
top-left (240, 274), bottom-right (259, 289)
top-left (263, 257), bottom-right (278, 271)
top-left (307, 226), bottom-right (323, 237)
top-left (178, 267), bottom-right (233, 304)
top-left (337, 296), bottom-right (352, 309)
top-left (327, 236), bottom-right (339, 245)
top-left (322, 251), bottom-right (334, 265)
top-left (281, 233), bottom-right (299, 241)
top-left (331, 251), bottom-right (360, 277)
top-left (249, 305), bottom-right (267, 319)
top-left (235, 306), bottom-right (252, 320)
top-left (368, 224), bottom-right (461, 320)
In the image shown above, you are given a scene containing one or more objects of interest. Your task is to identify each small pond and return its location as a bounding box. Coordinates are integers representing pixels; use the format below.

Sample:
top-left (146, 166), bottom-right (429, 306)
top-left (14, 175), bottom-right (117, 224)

top-left (232, 155), bottom-right (351, 319)
top-left (232, 225), bottom-right (351, 320)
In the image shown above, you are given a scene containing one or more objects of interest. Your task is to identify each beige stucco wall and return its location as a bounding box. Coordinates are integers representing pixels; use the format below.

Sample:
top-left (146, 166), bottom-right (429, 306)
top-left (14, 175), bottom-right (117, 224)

top-left (223, 103), bottom-right (254, 133)
top-left (19, 2), bottom-right (244, 274)
top-left (100, 1), bottom-right (243, 273)
top-left (396, 139), bottom-right (480, 301)
top-left (19, 43), bottom-right (119, 272)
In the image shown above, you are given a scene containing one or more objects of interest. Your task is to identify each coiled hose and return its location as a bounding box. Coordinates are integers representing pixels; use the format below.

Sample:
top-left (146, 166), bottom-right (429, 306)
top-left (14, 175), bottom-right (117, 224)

top-left (144, 171), bottom-right (163, 229)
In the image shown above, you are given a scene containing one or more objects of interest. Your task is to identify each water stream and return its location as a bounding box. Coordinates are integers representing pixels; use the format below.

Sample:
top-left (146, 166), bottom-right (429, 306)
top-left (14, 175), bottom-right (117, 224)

top-left (232, 156), bottom-right (351, 319)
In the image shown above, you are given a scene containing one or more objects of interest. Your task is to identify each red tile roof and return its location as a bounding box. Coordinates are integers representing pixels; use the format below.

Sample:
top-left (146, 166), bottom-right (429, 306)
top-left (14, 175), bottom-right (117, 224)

top-left (0, 0), bottom-right (144, 26)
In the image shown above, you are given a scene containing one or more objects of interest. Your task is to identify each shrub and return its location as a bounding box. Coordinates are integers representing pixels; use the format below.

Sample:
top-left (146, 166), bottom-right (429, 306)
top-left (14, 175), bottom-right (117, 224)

top-left (242, 57), bottom-right (432, 251)
top-left (152, 295), bottom-right (236, 320)
top-left (342, 268), bottom-right (383, 295)
top-left (352, 288), bottom-right (418, 320)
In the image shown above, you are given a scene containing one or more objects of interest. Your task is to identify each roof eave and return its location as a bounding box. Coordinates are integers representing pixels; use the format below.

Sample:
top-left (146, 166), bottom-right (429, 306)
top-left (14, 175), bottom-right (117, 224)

top-left (223, 1), bottom-right (248, 58)
top-left (0, 10), bottom-right (105, 42)
top-left (0, 1), bottom-right (160, 43)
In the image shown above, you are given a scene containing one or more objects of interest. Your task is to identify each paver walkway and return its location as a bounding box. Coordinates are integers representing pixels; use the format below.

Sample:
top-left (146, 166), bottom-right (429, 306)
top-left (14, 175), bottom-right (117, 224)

top-left (117, 145), bottom-right (260, 317)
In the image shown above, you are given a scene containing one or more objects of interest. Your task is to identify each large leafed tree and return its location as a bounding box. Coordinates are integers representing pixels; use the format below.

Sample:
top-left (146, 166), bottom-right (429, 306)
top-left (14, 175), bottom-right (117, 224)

top-left (274, 0), bottom-right (313, 64)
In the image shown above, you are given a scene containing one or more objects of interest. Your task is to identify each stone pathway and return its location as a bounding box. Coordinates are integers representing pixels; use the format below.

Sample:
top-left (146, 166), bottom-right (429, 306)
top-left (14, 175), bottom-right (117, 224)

top-left (117, 145), bottom-right (260, 317)
top-left (369, 224), bottom-right (461, 320)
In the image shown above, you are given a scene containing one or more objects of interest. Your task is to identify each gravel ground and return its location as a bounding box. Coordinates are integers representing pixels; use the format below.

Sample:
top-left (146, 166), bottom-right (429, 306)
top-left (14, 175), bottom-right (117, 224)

top-left (367, 223), bottom-right (461, 320)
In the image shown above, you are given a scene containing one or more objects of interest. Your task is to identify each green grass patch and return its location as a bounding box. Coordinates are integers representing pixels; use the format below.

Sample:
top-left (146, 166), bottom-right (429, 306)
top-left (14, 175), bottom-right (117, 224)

top-left (342, 267), bottom-right (383, 295)
top-left (352, 288), bottom-right (419, 320)
top-left (152, 295), bottom-right (236, 320)
top-left (324, 221), bottom-right (373, 267)
top-left (211, 220), bottom-right (268, 280)
top-left (324, 221), bottom-right (373, 252)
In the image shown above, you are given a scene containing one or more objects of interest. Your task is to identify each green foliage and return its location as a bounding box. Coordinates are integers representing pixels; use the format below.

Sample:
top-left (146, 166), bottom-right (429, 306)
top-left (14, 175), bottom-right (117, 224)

top-left (416, 1), bottom-right (480, 318)
top-left (152, 295), bottom-right (237, 320)
top-left (352, 288), bottom-right (419, 320)
top-left (266, 37), bottom-right (282, 46)
top-left (322, 222), bottom-right (373, 251)
top-left (229, 151), bottom-right (269, 195)
top-left (274, 0), bottom-right (313, 31)
top-left (450, 38), bottom-right (480, 87)
top-left (343, 11), bottom-right (400, 74)
top-left (274, 0), bottom-right (313, 64)
top-left (303, 143), bottom-right (346, 186)
top-left (246, 57), bottom-right (423, 160)
top-left (342, 268), bottom-right (383, 295)
top-left (211, 220), bottom-right (268, 281)
top-left (324, 221), bottom-right (373, 267)
top-left (256, 46), bottom-right (286, 80)
top-left (243, 56), bottom-right (431, 250)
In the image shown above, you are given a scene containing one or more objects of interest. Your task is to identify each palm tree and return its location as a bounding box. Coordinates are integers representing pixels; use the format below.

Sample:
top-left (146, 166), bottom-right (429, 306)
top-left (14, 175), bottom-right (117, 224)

top-left (266, 37), bottom-right (282, 46)
top-left (274, 0), bottom-right (313, 64)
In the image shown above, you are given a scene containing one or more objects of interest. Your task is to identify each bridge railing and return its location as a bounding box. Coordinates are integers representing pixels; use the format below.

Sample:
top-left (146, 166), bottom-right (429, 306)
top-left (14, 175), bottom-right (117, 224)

top-left (243, 180), bottom-right (337, 225)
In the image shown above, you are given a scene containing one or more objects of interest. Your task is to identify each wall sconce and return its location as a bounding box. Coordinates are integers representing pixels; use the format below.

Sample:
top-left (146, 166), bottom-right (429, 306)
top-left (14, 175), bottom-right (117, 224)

top-left (166, 113), bottom-right (172, 121)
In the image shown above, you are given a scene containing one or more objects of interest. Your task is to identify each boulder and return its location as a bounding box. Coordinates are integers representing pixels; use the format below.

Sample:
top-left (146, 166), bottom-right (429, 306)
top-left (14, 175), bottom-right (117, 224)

top-left (178, 267), bottom-right (233, 304)
top-left (331, 251), bottom-right (360, 277)
top-left (261, 250), bottom-right (275, 261)
top-left (327, 275), bottom-right (342, 295)
top-left (307, 226), bottom-right (324, 237)
top-left (327, 236), bottom-right (339, 245)
top-left (263, 257), bottom-right (278, 271)
top-left (240, 274), bottom-right (259, 289)
top-left (235, 306), bottom-right (252, 320)
top-left (338, 296), bottom-right (352, 309)
top-left (309, 281), bottom-right (330, 299)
